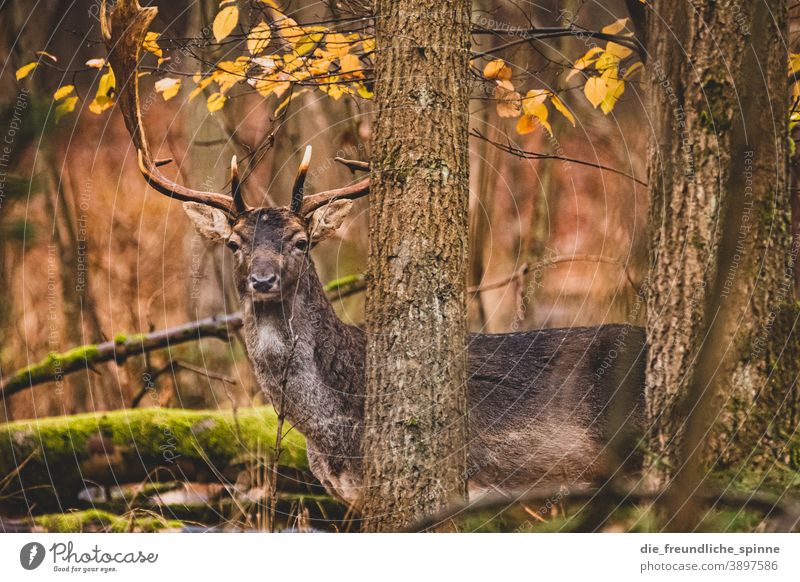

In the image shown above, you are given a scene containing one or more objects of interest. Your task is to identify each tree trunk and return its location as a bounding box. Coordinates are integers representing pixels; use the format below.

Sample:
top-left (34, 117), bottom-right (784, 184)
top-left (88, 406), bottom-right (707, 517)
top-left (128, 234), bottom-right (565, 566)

top-left (361, 0), bottom-right (471, 530)
top-left (645, 0), bottom-right (797, 486)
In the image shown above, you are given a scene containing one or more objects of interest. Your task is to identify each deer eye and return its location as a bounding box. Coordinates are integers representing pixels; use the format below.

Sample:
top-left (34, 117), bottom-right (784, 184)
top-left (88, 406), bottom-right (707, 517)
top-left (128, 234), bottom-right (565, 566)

top-left (294, 238), bottom-right (308, 251)
top-left (226, 239), bottom-right (240, 252)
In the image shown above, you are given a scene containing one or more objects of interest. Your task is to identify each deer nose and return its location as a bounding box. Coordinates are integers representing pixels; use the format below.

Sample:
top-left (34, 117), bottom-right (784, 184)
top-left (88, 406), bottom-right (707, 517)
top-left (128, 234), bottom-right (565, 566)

top-left (250, 273), bottom-right (279, 293)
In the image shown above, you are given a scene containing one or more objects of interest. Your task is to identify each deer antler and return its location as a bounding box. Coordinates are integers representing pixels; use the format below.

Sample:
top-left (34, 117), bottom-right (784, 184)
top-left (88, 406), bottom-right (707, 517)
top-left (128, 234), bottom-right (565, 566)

top-left (298, 157), bottom-right (370, 215)
top-left (101, 0), bottom-right (236, 215)
top-left (290, 145), bottom-right (312, 213)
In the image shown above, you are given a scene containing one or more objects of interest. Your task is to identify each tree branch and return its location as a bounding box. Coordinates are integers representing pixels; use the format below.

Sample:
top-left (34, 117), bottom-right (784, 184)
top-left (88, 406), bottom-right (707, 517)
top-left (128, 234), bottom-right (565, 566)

top-left (470, 129), bottom-right (648, 187)
top-left (0, 314), bottom-right (242, 401)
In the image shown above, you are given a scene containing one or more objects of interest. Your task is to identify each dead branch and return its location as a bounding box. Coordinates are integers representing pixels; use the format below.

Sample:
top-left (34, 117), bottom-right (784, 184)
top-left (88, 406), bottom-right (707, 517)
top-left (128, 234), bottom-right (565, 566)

top-left (470, 128), bottom-right (648, 187)
top-left (0, 314), bottom-right (242, 401)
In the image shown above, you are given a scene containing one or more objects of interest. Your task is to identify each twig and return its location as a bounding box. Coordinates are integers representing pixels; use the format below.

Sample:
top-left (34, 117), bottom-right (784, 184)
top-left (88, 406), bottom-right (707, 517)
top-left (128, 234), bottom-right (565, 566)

top-left (470, 128), bottom-right (648, 187)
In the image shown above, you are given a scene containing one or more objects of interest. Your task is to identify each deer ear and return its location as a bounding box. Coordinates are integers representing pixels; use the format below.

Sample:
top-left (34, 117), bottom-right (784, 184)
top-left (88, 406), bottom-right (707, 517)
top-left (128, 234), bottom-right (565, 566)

top-left (182, 202), bottom-right (232, 242)
top-left (307, 199), bottom-right (353, 244)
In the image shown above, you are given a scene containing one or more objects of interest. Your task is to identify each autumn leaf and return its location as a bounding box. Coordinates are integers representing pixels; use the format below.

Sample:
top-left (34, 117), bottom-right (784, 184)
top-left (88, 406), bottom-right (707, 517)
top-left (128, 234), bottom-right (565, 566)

top-left (207, 91), bottom-right (227, 112)
top-left (55, 96), bottom-right (78, 123)
top-left (53, 85), bottom-right (75, 101)
top-left (484, 59), bottom-right (512, 81)
top-left (143, 32), bottom-right (162, 59)
top-left (89, 67), bottom-right (116, 114)
top-left (567, 47), bottom-right (603, 81)
top-left (247, 21), bottom-right (271, 54)
top-left (213, 5), bottom-right (239, 42)
top-left (15, 62), bottom-right (37, 81)
top-left (516, 114), bottom-right (538, 135)
top-left (155, 77), bottom-right (181, 101)
top-left (494, 81), bottom-right (521, 118)
top-left (550, 94), bottom-right (575, 126)
top-left (36, 51), bottom-right (57, 62)
top-left (791, 53), bottom-right (800, 75)
top-left (584, 68), bottom-right (625, 114)
top-left (601, 18), bottom-right (630, 35)
top-left (361, 38), bottom-right (376, 54)
top-left (356, 83), bottom-right (373, 99)
top-left (521, 89), bottom-right (551, 133)
top-left (339, 53), bottom-right (362, 77)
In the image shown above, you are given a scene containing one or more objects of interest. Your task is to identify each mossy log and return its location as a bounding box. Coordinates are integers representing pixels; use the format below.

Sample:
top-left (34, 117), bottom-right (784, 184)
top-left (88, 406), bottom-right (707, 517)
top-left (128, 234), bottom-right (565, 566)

top-left (0, 313), bottom-right (242, 400)
top-left (0, 407), bottom-right (307, 513)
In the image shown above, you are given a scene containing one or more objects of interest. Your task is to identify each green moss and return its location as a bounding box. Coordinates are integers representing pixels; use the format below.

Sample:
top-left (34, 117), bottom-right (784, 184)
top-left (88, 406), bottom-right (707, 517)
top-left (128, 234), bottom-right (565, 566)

top-left (35, 509), bottom-right (183, 533)
top-left (0, 407), bottom-right (307, 512)
top-left (113, 333), bottom-right (127, 344)
top-left (323, 273), bottom-right (364, 292)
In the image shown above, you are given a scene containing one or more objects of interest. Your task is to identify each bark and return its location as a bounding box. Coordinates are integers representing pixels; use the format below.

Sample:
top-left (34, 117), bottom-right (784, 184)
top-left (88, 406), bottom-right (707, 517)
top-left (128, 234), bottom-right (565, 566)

top-left (361, 0), bottom-right (471, 530)
top-left (645, 0), bottom-right (797, 485)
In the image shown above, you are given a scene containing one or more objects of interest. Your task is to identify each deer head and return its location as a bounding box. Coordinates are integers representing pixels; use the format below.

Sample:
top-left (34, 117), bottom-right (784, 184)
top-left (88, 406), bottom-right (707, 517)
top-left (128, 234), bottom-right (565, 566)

top-left (102, 0), bottom-right (369, 303)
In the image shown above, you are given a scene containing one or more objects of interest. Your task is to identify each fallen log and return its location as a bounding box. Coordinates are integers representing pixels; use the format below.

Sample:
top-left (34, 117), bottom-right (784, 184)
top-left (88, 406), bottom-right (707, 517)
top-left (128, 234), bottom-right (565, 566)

top-left (0, 406), bottom-right (307, 514)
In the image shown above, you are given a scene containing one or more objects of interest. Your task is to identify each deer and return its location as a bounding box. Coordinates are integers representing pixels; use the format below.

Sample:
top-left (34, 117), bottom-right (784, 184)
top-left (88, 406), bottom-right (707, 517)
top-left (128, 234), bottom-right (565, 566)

top-left (103, 0), bottom-right (646, 507)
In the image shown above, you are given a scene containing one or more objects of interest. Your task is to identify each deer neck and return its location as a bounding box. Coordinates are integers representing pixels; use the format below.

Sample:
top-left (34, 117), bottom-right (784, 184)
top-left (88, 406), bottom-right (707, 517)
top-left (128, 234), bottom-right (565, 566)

top-left (241, 264), bottom-right (365, 440)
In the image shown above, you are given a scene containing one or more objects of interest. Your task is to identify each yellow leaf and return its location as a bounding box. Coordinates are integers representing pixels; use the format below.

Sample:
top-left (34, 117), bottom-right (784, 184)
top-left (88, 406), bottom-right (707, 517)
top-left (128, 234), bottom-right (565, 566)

top-left (516, 115), bottom-right (537, 135)
top-left (584, 76), bottom-right (605, 109)
top-left (484, 59), bottom-right (512, 81)
top-left (143, 31), bottom-right (162, 58)
top-left (213, 5), bottom-right (239, 42)
top-left (89, 95), bottom-right (113, 114)
top-left (325, 33), bottom-right (351, 59)
top-left (550, 94), bottom-right (575, 126)
top-left (356, 83), bottom-right (373, 99)
top-left (296, 32), bottom-right (324, 56)
top-left (97, 67), bottom-right (116, 99)
top-left (85, 58), bottom-right (106, 68)
top-left (55, 96), bottom-right (78, 123)
top-left (258, 0), bottom-right (280, 7)
top-left (53, 85), bottom-right (75, 101)
top-left (584, 69), bottom-right (625, 114)
top-left (247, 21), bottom-right (271, 54)
top-left (567, 47), bottom-right (603, 81)
top-left (595, 50), bottom-right (621, 73)
top-left (605, 42), bottom-right (633, 60)
top-left (207, 92), bottom-right (227, 112)
top-left (15, 62), bottom-right (37, 81)
top-left (601, 18), bottom-right (630, 35)
top-left (361, 38), bottom-right (375, 54)
top-left (190, 75), bottom-right (214, 100)
top-left (339, 53), bottom-right (362, 76)
top-left (155, 77), bottom-right (181, 100)
top-left (521, 90), bottom-right (551, 133)
top-left (791, 53), bottom-right (800, 75)
top-left (522, 89), bottom-right (548, 111)
top-left (88, 67), bottom-right (116, 114)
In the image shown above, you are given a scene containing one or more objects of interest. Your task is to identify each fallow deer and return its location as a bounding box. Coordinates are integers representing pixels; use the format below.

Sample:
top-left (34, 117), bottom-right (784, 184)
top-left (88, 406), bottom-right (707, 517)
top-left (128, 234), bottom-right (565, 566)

top-left (103, 0), bottom-right (646, 506)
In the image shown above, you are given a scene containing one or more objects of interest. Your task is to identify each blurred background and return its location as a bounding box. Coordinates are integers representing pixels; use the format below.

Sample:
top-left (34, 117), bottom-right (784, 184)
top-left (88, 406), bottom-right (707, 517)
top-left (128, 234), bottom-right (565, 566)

top-left (0, 0), bottom-right (647, 422)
